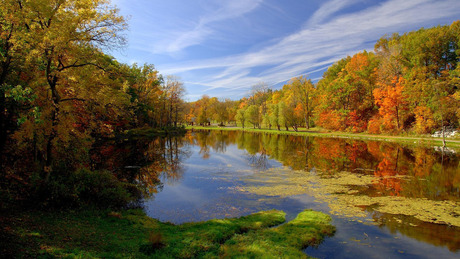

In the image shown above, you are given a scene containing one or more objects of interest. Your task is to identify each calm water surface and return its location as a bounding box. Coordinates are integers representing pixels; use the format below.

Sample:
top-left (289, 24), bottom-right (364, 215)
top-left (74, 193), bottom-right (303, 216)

top-left (99, 130), bottom-right (460, 258)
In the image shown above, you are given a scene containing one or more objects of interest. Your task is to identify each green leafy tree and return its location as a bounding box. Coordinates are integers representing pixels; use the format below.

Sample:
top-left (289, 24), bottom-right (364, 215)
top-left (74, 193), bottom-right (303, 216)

top-left (244, 105), bottom-right (259, 129)
top-left (236, 108), bottom-right (246, 128)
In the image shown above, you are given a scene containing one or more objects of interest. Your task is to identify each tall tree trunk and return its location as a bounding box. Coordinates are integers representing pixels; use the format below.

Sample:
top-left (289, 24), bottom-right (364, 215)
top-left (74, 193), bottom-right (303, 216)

top-left (168, 100), bottom-right (172, 126)
top-left (174, 104), bottom-right (178, 127)
top-left (0, 88), bottom-right (6, 173)
top-left (162, 97), bottom-right (166, 128)
top-left (0, 53), bottom-right (12, 174)
top-left (44, 60), bottom-right (60, 182)
top-left (442, 126), bottom-right (446, 148)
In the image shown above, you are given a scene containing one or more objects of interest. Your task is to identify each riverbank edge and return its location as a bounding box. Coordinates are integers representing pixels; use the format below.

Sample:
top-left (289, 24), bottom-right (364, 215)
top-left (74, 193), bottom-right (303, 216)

top-left (186, 126), bottom-right (460, 150)
top-left (0, 207), bottom-right (334, 258)
top-left (118, 126), bottom-right (187, 139)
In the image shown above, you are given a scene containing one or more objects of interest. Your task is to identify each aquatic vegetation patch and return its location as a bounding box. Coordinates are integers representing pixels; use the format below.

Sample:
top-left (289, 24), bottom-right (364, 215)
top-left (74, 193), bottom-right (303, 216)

top-left (240, 167), bottom-right (460, 227)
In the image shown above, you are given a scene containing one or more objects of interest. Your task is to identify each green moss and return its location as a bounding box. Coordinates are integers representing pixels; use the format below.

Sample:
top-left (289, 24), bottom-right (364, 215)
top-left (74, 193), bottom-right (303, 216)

top-left (146, 210), bottom-right (286, 258)
top-left (2, 208), bottom-right (334, 258)
top-left (220, 210), bottom-right (335, 259)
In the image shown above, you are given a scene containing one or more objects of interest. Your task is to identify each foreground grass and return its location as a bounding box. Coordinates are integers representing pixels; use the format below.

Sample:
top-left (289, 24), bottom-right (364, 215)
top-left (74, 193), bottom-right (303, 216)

top-left (1, 208), bottom-right (334, 258)
top-left (187, 125), bottom-right (460, 150)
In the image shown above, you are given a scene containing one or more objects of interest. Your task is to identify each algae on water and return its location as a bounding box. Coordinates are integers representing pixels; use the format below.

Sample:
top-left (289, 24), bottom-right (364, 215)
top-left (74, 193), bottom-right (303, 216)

top-left (239, 167), bottom-right (460, 227)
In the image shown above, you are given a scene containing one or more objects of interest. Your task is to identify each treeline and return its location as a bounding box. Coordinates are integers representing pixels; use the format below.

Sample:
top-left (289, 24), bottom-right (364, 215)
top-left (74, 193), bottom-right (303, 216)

top-left (185, 22), bottom-right (460, 134)
top-left (0, 0), bottom-right (185, 206)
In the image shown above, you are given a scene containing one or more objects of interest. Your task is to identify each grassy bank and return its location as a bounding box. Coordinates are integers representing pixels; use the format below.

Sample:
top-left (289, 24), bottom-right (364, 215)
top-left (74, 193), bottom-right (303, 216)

top-left (187, 125), bottom-right (460, 150)
top-left (1, 207), bottom-right (335, 258)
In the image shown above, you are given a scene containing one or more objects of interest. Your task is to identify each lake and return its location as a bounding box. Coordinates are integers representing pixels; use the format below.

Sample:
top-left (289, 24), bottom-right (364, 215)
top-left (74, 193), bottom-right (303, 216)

top-left (95, 129), bottom-right (460, 258)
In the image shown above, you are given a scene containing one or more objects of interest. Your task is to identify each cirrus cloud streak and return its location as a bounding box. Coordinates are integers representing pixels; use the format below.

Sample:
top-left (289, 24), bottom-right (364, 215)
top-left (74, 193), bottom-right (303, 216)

top-left (160, 0), bottom-right (460, 99)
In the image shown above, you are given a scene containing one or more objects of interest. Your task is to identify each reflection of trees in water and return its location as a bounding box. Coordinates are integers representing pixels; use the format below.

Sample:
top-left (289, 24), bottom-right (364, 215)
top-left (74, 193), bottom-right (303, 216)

top-left (193, 130), bottom-right (212, 159)
top-left (159, 136), bottom-right (192, 186)
top-left (247, 147), bottom-right (270, 171)
top-left (373, 146), bottom-right (403, 196)
top-left (191, 130), bottom-right (238, 158)
top-left (371, 211), bottom-right (460, 252)
top-left (190, 130), bottom-right (459, 201)
top-left (212, 131), bottom-right (230, 153)
top-left (366, 142), bottom-right (460, 200)
top-left (90, 135), bottom-right (191, 196)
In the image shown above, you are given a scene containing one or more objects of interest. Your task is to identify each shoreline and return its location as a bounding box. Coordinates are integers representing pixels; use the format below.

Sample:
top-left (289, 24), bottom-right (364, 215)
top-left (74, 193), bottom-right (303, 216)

top-left (186, 125), bottom-right (460, 150)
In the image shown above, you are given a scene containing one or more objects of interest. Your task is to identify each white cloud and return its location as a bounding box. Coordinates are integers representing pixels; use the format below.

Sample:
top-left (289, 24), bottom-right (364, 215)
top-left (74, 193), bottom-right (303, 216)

top-left (162, 0), bottom-right (264, 54)
top-left (306, 0), bottom-right (361, 26)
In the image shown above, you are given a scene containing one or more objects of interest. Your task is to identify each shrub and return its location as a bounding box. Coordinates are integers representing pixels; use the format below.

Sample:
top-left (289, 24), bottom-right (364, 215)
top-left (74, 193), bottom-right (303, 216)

top-left (139, 232), bottom-right (165, 255)
top-left (367, 117), bottom-right (382, 134)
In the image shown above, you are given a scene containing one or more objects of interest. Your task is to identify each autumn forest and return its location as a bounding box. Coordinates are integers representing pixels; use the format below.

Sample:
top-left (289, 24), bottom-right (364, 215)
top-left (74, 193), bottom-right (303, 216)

top-left (1, 0), bottom-right (460, 258)
top-left (187, 23), bottom-right (460, 134)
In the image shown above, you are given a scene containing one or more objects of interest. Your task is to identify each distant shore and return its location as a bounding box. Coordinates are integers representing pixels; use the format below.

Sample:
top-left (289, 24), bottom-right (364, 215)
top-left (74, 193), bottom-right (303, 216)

top-left (186, 125), bottom-right (460, 150)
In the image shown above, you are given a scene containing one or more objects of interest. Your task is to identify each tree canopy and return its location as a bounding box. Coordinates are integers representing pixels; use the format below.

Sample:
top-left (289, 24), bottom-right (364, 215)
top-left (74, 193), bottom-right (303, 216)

top-left (187, 22), bottom-right (460, 135)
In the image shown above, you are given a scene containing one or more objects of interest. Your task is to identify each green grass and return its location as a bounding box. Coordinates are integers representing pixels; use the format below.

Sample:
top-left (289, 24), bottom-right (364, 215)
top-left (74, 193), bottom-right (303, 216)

top-left (187, 125), bottom-right (460, 150)
top-left (1, 208), bottom-right (335, 258)
top-left (220, 209), bottom-right (335, 258)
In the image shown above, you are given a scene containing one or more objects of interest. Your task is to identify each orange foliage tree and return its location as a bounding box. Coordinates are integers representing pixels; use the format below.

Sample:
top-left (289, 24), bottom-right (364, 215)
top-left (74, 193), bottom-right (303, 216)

top-left (373, 76), bottom-right (408, 132)
top-left (315, 51), bottom-right (378, 132)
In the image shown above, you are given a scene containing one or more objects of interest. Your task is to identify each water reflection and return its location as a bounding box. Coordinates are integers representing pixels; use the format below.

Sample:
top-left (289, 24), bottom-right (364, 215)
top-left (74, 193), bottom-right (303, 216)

top-left (184, 130), bottom-right (459, 201)
top-left (100, 130), bottom-right (460, 256)
top-left (371, 212), bottom-right (460, 252)
top-left (90, 135), bottom-right (191, 195)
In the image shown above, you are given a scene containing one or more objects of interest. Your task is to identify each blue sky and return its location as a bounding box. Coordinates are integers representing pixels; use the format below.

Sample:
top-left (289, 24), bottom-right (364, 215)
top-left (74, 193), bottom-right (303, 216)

top-left (110, 0), bottom-right (460, 101)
